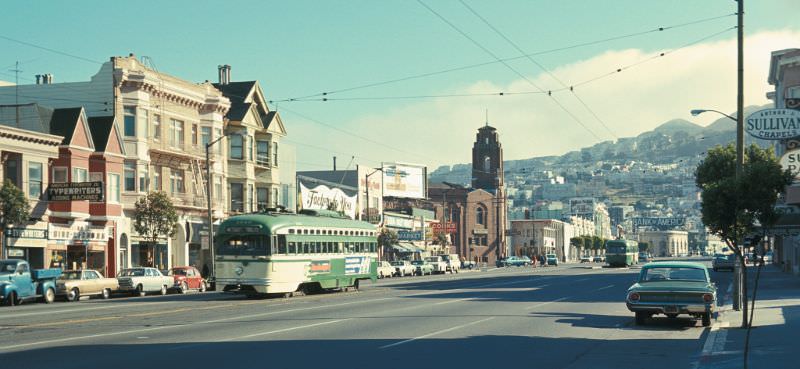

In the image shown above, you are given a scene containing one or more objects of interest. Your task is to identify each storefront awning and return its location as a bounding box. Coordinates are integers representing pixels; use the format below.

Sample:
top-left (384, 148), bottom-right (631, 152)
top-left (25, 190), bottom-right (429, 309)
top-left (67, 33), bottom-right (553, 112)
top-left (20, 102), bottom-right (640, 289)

top-left (399, 242), bottom-right (424, 253)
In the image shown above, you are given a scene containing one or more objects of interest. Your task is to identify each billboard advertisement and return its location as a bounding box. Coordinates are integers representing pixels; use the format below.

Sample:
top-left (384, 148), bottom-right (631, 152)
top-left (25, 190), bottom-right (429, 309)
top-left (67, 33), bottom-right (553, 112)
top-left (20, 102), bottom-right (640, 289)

top-left (382, 163), bottom-right (427, 199)
top-left (569, 197), bottom-right (595, 216)
top-left (297, 178), bottom-right (357, 219)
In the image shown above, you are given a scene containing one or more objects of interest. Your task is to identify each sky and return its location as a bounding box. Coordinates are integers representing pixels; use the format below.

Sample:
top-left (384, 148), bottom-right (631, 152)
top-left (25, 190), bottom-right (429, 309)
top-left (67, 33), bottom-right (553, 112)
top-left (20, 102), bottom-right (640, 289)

top-left (1, 0), bottom-right (799, 171)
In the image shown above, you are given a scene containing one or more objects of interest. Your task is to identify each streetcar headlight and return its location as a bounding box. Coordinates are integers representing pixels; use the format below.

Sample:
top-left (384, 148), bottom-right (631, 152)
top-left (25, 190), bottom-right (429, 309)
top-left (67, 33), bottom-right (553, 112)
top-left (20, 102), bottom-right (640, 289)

top-left (234, 266), bottom-right (244, 276)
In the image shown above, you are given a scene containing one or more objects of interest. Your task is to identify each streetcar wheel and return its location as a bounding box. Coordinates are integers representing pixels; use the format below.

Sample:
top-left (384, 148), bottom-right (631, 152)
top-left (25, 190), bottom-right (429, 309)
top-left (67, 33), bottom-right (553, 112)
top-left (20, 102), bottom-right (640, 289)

top-left (43, 288), bottom-right (55, 304)
top-left (101, 288), bottom-right (111, 300)
top-left (67, 288), bottom-right (80, 302)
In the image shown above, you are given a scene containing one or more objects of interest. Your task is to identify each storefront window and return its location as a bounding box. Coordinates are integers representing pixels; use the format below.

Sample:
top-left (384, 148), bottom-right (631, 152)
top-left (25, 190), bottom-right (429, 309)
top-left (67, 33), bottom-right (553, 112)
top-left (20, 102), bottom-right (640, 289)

top-left (131, 243), bottom-right (168, 270)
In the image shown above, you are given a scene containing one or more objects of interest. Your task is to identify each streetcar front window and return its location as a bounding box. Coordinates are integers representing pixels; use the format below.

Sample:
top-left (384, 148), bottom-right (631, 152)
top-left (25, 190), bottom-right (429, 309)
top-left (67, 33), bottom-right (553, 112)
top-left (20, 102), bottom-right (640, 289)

top-left (218, 235), bottom-right (270, 256)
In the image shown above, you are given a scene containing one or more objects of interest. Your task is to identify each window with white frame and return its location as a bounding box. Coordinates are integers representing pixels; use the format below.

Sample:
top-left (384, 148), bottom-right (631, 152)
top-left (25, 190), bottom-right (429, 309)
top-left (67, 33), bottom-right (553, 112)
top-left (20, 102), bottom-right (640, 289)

top-left (256, 140), bottom-right (269, 166)
top-left (28, 162), bottom-right (42, 198)
top-left (257, 187), bottom-right (268, 211)
top-left (124, 162), bottom-right (136, 192)
top-left (230, 183), bottom-right (244, 212)
top-left (52, 167), bottom-right (68, 183)
top-left (108, 173), bottom-right (120, 202)
top-left (123, 107), bottom-right (136, 137)
top-left (153, 114), bottom-right (161, 141)
top-left (138, 166), bottom-right (148, 192)
top-left (201, 127), bottom-right (210, 148)
top-left (170, 119), bottom-right (184, 148)
top-left (229, 134), bottom-right (243, 159)
top-left (152, 166), bottom-right (161, 191)
top-left (170, 168), bottom-right (184, 194)
top-left (72, 167), bottom-right (88, 183)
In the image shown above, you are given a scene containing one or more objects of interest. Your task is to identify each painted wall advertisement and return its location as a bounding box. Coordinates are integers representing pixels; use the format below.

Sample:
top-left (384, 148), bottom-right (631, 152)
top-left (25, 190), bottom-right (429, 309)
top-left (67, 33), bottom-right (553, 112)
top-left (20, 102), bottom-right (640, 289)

top-left (382, 163), bottom-right (427, 199)
top-left (298, 179), bottom-right (357, 219)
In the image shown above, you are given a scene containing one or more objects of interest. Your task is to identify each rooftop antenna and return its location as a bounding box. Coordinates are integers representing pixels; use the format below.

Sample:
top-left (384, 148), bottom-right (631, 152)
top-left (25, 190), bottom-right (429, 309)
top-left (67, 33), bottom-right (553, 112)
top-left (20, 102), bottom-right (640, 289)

top-left (485, 108), bottom-right (488, 126)
top-left (11, 61), bottom-right (21, 128)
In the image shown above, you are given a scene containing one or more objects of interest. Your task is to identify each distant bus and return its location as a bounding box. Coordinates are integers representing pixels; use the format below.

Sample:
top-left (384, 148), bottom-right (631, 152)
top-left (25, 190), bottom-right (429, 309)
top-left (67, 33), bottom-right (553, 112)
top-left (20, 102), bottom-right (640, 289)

top-left (215, 209), bottom-right (378, 297)
top-left (605, 239), bottom-right (639, 267)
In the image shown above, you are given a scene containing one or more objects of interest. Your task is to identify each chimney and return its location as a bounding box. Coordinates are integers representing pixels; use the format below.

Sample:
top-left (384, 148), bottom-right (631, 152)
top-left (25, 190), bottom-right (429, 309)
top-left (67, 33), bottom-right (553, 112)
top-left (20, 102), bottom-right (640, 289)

top-left (217, 65), bottom-right (231, 85)
top-left (45, 74), bottom-right (53, 84)
top-left (333, 156), bottom-right (337, 171)
top-left (36, 75), bottom-right (42, 84)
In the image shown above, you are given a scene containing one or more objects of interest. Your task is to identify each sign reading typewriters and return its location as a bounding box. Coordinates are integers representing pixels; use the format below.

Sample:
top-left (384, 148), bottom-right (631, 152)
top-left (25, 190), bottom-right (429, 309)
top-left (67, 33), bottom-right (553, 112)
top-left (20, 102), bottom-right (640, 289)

top-left (47, 181), bottom-right (104, 201)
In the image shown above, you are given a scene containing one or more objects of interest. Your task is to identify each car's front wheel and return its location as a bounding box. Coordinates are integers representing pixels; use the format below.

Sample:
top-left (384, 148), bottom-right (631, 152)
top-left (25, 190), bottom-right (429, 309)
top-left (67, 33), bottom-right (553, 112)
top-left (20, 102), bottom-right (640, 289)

top-left (635, 312), bottom-right (648, 325)
top-left (179, 282), bottom-right (188, 294)
top-left (66, 288), bottom-right (80, 302)
top-left (160, 285), bottom-right (167, 295)
top-left (101, 288), bottom-right (111, 300)
top-left (43, 288), bottom-right (55, 304)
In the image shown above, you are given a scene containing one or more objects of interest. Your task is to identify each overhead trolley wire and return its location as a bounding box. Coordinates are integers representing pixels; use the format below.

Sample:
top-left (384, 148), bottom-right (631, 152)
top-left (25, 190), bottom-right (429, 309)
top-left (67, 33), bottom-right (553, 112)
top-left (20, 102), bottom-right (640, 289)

top-left (270, 12), bottom-right (735, 103)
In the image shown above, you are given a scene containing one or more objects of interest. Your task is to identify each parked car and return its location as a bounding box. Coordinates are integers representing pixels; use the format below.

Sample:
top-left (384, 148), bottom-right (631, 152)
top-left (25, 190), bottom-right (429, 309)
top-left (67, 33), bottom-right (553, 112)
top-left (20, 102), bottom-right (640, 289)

top-left (592, 255), bottom-right (605, 263)
top-left (0, 260), bottom-right (59, 306)
top-left (626, 261), bottom-right (716, 326)
top-left (390, 261), bottom-right (414, 277)
top-left (424, 256), bottom-right (448, 274)
top-left (57, 269), bottom-right (119, 301)
top-left (712, 254), bottom-right (735, 272)
top-left (168, 266), bottom-right (206, 294)
top-left (441, 254), bottom-right (461, 273)
top-left (499, 256), bottom-right (531, 267)
top-left (579, 255), bottom-right (592, 263)
top-left (376, 261), bottom-right (395, 279)
top-left (462, 260), bottom-right (477, 270)
top-left (117, 267), bottom-right (173, 296)
top-left (411, 260), bottom-right (434, 276)
top-left (546, 254), bottom-right (559, 266)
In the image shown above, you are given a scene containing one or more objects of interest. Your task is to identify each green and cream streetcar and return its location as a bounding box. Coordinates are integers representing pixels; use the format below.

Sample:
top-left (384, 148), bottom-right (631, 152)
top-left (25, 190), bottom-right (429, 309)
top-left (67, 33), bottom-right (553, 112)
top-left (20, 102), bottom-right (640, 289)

top-left (215, 209), bottom-right (378, 296)
top-left (605, 239), bottom-right (639, 267)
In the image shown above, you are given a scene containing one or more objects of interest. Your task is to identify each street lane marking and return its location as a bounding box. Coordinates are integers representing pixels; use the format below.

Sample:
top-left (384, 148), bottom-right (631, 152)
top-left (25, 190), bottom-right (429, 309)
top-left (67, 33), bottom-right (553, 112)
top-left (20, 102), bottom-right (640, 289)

top-left (432, 298), bottom-right (471, 306)
top-left (0, 297), bottom-right (393, 352)
top-left (596, 284), bottom-right (615, 291)
top-left (526, 296), bottom-right (568, 310)
top-left (231, 319), bottom-right (350, 340)
top-left (0, 301), bottom-right (175, 320)
top-left (379, 317), bottom-right (495, 349)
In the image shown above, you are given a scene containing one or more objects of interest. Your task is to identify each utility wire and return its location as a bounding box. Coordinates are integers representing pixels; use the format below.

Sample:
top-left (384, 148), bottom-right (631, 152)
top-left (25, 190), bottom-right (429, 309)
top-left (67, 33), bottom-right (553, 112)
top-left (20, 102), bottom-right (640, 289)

top-left (273, 12), bottom-right (735, 102)
top-left (0, 34), bottom-right (103, 65)
top-left (417, 0), bottom-right (604, 141)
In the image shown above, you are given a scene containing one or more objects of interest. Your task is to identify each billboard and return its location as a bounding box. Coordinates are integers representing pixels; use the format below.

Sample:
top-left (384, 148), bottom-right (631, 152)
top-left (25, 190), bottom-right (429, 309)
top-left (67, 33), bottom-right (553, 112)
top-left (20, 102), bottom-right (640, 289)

top-left (569, 198), bottom-right (595, 216)
top-left (382, 163), bottom-right (427, 199)
top-left (297, 178), bottom-right (357, 219)
top-left (633, 218), bottom-right (686, 227)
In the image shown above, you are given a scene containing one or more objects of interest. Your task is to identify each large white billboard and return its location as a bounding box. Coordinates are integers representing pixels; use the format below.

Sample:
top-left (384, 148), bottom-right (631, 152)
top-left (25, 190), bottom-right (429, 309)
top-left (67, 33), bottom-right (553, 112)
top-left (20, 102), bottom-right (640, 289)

top-left (382, 163), bottom-right (427, 199)
top-left (298, 180), bottom-right (357, 219)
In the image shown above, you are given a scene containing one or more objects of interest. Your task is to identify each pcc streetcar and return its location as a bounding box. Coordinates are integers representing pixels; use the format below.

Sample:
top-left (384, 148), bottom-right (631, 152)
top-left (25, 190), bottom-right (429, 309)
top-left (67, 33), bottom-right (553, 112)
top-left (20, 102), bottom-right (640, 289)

top-left (605, 239), bottom-right (639, 267)
top-left (215, 209), bottom-right (378, 296)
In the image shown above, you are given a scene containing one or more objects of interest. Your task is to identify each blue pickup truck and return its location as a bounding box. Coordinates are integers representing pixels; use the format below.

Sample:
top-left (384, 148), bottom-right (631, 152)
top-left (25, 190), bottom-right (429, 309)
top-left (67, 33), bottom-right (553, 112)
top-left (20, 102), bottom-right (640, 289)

top-left (0, 259), bottom-right (61, 306)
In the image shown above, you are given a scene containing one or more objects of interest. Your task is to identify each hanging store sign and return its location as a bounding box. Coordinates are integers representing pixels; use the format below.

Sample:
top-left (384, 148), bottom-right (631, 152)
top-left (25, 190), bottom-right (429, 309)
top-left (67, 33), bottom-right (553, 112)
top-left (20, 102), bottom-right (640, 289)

top-left (4, 228), bottom-right (48, 239)
top-left (779, 149), bottom-right (800, 180)
top-left (431, 222), bottom-right (457, 233)
top-left (745, 108), bottom-right (800, 140)
top-left (397, 230), bottom-right (423, 241)
top-left (47, 181), bottom-right (104, 201)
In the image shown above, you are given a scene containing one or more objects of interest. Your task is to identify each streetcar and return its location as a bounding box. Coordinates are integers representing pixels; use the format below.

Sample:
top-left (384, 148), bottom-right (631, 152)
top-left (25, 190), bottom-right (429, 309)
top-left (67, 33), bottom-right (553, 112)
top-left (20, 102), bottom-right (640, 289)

top-left (214, 208), bottom-right (378, 296)
top-left (605, 239), bottom-right (639, 267)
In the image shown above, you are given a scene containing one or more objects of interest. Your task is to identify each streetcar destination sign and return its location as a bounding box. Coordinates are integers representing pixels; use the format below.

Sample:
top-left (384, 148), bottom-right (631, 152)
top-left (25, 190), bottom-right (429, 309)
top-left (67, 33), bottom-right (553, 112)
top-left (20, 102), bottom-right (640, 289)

top-left (745, 108), bottom-right (800, 140)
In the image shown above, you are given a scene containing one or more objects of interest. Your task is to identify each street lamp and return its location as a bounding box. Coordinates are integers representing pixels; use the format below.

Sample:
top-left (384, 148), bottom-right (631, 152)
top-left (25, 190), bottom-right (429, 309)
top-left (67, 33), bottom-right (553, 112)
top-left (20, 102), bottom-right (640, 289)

top-left (205, 131), bottom-right (235, 286)
top-left (690, 109), bottom-right (737, 122)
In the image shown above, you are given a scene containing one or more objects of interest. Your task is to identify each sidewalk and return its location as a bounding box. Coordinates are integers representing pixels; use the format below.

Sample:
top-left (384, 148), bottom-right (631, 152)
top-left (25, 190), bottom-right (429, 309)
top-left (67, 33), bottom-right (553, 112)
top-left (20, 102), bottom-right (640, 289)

top-left (698, 265), bottom-right (800, 369)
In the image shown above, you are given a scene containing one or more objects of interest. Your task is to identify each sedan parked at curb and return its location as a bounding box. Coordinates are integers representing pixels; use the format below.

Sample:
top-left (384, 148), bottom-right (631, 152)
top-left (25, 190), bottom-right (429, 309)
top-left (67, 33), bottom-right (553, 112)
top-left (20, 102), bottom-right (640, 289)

top-left (411, 260), bottom-right (434, 276)
top-left (390, 261), bottom-right (415, 277)
top-left (376, 261), bottom-right (395, 279)
top-left (117, 267), bottom-right (173, 296)
top-left (167, 266), bottom-right (206, 294)
top-left (57, 270), bottom-right (118, 301)
top-left (626, 261), bottom-right (716, 327)
top-left (712, 254), bottom-right (735, 272)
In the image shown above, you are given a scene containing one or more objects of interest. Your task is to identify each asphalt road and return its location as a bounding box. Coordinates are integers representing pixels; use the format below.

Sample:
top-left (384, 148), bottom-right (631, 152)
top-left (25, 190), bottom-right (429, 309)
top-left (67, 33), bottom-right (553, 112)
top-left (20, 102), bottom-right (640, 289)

top-left (0, 259), bottom-right (733, 369)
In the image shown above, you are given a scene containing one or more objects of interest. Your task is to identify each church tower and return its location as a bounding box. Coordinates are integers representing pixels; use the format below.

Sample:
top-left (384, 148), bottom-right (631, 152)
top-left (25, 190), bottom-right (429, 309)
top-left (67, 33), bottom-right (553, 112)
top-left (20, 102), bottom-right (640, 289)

top-left (472, 123), bottom-right (503, 192)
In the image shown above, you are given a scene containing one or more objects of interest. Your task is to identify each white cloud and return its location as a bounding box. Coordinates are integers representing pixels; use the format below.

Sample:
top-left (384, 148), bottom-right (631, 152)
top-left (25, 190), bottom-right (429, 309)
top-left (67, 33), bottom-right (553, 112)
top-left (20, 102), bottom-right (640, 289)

top-left (294, 30), bottom-right (800, 170)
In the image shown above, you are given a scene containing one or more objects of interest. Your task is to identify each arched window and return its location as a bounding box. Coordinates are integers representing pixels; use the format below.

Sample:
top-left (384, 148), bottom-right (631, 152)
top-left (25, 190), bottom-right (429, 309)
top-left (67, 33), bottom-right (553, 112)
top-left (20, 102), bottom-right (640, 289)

top-left (476, 206), bottom-right (485, 226)
top-left (483, 156), bottom-right (491, 173)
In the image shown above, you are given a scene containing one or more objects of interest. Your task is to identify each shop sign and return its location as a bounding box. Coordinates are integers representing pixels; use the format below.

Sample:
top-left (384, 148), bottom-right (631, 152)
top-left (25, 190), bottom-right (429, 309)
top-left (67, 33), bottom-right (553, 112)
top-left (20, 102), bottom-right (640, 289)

top-left (7, 248), bottom-right (24, 257)
top-left (48, 224), bottom-right (109, 243)
top-left (779, 149), bottom-right (800, 180)
top-left (397, 230), bottom-right (423, 241)
top-left (432, 222), bottom-right (457, 233)
top-left (4, 228), bottom-right (48, 239)
top-left (472, 228), bottom-right (489, 235)
top-left (633, 218), bottom-right (686, 227)
top-left (746, 108), bottom-right (800, 140)
top-left (47, 181), bottom-right (104, 201)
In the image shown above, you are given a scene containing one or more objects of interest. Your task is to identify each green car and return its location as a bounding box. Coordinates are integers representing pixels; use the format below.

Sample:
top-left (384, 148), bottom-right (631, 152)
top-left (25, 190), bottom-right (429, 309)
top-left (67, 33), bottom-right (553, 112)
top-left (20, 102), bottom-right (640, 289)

top-left (626, 261), bottom-right (716, 327)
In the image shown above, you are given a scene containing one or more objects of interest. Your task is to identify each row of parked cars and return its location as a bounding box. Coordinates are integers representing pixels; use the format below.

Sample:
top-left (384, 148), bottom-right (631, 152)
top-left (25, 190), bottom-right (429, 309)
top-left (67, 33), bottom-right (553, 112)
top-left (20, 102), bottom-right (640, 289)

top-left (0, 259), bottom-right (207, 306)
top-left (376, 254), bottom-right (462, 278)
top-left (498, 254), bottom-right (559, 267)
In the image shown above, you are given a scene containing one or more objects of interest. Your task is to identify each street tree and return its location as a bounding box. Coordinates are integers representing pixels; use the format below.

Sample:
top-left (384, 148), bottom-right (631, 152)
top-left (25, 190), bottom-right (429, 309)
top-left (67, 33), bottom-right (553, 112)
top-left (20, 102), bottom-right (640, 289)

top-left (377, 228), bottom-right (398, 256)
top-left (0, 180), bottom-right (31, 258)
top-left (582, 236), bottom-right (593, 255)
top-left (132, 191), bottom-right (179, 262)
top-left (695, 144), bottom-right (792, 328)
top-left (570, 236), bottom-right (583, 256)
top-left (592, 236), bottom-right (604, 254)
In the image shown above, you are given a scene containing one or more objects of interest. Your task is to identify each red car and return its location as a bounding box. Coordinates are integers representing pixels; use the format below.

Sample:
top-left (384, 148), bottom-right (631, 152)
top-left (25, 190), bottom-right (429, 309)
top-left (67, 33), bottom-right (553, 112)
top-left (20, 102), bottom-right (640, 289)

top-left (168, 266), bottom-right (207, 294)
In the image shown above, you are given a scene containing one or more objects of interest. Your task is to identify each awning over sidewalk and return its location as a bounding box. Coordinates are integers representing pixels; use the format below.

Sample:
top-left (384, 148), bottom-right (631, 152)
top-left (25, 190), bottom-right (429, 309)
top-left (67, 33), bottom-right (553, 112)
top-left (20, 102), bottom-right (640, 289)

top-left (390, 242), bottom-right (425, 253)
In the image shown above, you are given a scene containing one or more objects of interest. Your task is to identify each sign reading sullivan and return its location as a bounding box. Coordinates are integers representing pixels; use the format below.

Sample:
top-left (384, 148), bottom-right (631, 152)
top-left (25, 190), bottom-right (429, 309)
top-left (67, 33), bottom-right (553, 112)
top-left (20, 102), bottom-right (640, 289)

top-left (745, 108), bottom-right (800, 140)
top-left (47, 181), bottom-right (104, 201)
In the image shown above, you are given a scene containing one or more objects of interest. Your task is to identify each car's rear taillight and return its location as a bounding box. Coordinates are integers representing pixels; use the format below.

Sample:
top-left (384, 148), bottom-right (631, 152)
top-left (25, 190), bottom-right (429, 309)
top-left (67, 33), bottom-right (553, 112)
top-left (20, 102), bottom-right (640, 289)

top-left (703, 293), bottom-right (714, 303)
top-left (628, 292), bottom-right (640, 302)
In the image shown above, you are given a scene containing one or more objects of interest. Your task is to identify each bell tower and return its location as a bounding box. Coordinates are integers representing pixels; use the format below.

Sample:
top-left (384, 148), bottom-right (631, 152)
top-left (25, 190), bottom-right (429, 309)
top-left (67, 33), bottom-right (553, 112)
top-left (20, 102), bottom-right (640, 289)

top-left (471, 122), bottom-right (503, 192)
